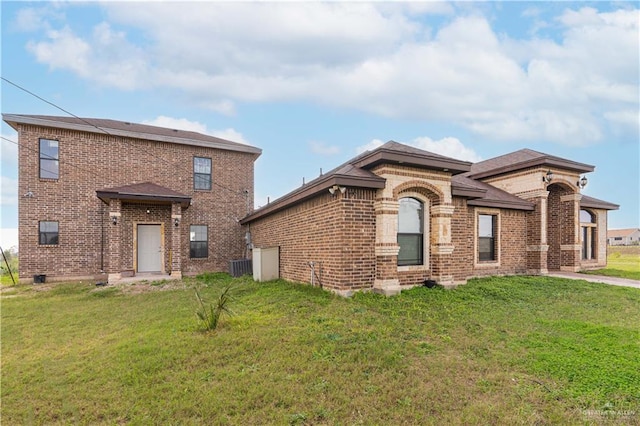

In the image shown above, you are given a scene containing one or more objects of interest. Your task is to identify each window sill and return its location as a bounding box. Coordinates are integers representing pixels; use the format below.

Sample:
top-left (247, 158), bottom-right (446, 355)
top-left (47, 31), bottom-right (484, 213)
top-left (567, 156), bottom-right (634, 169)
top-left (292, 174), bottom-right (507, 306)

top-left (474, 261), bottom-right (501, 269)
top-left (39, 178), bottom-right (59, 182)
top-left (398, 264), bottom-right (429, 272)
top-left (38, 245), bottom-right (59, 247)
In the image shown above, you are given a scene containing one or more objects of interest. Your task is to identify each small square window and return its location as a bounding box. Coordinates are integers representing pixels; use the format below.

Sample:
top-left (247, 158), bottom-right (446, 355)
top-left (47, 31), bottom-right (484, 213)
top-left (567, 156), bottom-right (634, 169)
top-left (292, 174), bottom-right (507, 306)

top-left (194, 157), bottom-right (212, 190)
top-left (190, 225), bottom-right (208, 258)
top-left (39, 139), bottom-right (59, 179)
top-left (39, 221), bottom-right (59, 245)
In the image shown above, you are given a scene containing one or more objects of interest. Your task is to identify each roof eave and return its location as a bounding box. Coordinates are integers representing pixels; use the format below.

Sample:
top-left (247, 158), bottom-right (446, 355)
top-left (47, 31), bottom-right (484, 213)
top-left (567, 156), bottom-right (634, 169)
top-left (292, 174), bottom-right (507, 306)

top-left (2, 114), bottom-right (262, 156)
top-left (96, 191), bottom-right (191, 209)
top-left (467, 198), bottom-right (535, 211)
top-left (240, 174), bottom-right (385, 224)
top-left (470, 157), bottom-right (594, 180)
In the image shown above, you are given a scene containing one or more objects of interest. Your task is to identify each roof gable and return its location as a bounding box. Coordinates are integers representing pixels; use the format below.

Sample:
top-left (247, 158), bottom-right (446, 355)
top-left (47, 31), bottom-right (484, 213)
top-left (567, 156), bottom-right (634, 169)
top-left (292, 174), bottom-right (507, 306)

top-left (352, 141), bottom-right (471, 175)
top-left (468, 148), bottom-right (594, 179)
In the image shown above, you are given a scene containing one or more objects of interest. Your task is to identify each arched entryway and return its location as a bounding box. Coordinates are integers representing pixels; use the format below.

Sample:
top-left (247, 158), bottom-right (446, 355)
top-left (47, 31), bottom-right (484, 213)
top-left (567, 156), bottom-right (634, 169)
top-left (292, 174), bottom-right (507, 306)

top-left (546, 182), bottom-right (580, 271)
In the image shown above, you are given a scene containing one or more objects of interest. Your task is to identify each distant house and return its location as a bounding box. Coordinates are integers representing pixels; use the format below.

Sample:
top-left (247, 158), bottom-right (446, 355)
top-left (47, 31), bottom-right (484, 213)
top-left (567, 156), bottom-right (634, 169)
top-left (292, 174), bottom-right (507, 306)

top-left (607, 228), bottom-right (640, 246)
top-left (242, 142), bottom-right (619, 296)
top-left (4, 114), bottom-right (261, 283)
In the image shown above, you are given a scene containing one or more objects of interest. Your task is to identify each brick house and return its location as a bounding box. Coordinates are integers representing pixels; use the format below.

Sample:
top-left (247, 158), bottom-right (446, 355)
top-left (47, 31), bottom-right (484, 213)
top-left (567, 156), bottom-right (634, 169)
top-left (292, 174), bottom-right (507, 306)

top-left (4, 114), bottom-right (261, 283)
top-left (241, 142), bottom-right (618, 296)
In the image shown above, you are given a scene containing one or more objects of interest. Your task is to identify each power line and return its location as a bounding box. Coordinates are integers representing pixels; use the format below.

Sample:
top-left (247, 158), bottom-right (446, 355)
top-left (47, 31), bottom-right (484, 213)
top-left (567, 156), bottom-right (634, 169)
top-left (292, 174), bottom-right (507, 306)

top-left (1, 77), bottom-right (251, 199)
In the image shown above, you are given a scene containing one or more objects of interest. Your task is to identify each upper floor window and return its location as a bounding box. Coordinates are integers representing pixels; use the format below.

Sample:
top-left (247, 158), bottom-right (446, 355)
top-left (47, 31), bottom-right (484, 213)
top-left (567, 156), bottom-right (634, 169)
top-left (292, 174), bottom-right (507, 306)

top-left (397, 197), bottom-right (424, 266)
top-left (478, 214), bottom-right (497, 262)
top-left (190, 225), bottom-right (208, 258)
top-left (39, 221), bottom-right (59, 245)
top-left (39, 138), bottom-right (59, 179)
top-left (194, 157), bottom-right (212, 190)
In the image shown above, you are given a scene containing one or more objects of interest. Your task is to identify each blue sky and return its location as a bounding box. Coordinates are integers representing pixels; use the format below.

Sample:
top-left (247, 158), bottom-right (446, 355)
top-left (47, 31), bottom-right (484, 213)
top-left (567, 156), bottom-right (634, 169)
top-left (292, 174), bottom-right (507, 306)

top-left (1, 1), bottom-right (638, 249)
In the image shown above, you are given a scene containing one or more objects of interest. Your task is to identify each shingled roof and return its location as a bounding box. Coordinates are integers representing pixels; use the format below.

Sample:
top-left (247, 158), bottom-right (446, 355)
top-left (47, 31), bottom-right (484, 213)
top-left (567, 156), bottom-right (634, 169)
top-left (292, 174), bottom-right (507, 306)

top-left (3, 114), bottom-right (262, 155)
top-left (96, 182), bottom-right (191, 208)
top-left (580, 194), bottom-right (619, 211)
top-left (241, 141), bottom-right (525, 224)
top-left (468, 148), bottom-right (594, 179)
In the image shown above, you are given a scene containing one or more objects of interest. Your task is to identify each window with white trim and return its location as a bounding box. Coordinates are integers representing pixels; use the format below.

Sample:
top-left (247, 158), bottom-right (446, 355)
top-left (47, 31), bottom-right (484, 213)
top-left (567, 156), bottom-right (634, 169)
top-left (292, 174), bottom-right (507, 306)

top-left (397, 197), bottom-right (424, 266)
top-left (478, 214), bottom-right (497, 262)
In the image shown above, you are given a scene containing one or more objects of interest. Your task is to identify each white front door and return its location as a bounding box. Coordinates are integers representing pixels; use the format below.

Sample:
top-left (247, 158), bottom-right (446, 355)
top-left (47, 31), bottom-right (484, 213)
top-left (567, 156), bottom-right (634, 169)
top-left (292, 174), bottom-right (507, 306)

top-left (137, 224), bottom-right (162, 273)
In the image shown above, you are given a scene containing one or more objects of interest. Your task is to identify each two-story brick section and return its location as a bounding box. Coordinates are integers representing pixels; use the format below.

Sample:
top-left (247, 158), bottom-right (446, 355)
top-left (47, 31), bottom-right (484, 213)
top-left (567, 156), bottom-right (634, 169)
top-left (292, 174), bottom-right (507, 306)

top-left (241, 141), bottom-right (618, 296)
top-left (4, 114), bottom-right (261, 283)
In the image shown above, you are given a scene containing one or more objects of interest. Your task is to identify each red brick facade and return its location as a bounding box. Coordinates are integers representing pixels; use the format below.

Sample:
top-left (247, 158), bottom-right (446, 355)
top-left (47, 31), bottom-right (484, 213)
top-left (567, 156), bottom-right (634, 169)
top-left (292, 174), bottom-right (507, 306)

top-left (242, 142), bottom-right (616, 295)
top-left (12, 118), bottom-right (259, 282)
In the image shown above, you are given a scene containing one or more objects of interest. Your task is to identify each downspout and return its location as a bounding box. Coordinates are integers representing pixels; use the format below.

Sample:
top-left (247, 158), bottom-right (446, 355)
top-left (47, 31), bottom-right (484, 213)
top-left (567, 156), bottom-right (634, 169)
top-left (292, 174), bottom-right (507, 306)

top-left (100, 203), bottom-right (105, 273)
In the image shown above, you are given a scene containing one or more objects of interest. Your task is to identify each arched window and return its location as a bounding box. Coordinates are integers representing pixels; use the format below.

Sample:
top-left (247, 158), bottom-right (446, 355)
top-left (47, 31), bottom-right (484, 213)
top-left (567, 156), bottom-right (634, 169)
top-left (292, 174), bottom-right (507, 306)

top-left (580, 209), bottom-right (596, 260)
top-left (397, 198), bottom-right (424, 266)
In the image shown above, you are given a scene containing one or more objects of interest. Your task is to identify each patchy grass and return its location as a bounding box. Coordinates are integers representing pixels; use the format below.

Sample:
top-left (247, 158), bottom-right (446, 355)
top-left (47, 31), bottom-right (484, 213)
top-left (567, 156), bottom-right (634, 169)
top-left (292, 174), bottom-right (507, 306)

top-left (2, 275), bottom-right (639, 424)
top-left (584, 246), bottom-right (640, 280)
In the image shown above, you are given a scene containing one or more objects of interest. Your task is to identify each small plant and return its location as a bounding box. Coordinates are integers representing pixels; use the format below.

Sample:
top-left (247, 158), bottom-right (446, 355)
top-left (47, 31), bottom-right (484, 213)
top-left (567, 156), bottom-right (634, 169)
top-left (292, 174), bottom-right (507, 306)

top-left (194, 285), bottom-right (234, 331)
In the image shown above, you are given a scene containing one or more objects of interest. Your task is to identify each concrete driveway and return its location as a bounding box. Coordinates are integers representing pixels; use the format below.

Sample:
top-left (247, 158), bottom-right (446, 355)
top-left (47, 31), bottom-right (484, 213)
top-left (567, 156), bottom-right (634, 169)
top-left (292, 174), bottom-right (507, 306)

top-left (548, 272), bottom-right (640, 289)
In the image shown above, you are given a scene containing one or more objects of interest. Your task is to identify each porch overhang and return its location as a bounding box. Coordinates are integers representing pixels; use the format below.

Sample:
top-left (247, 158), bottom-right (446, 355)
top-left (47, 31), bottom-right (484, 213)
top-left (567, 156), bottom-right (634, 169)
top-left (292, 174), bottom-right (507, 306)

top-left (96, 182), bottom-right (191, 208)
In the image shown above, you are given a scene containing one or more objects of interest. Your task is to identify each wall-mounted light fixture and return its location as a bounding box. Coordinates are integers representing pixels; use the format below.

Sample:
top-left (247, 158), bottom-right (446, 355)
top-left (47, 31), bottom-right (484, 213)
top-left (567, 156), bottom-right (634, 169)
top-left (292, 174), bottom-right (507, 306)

top-left (146, 209), bottom-right (151, 214)
top-left (174, 217), bottom-right (180, 227)
top-left (577, 175), bottom-right (588, 189)
top-left (328, 185), bottom-right (347, 195)
top-left (23, 191), bottom-right (34, 198)
top-left (111, 215), bottom-right (118, 225)
top-left (542, 170), bottom-right (554, 184)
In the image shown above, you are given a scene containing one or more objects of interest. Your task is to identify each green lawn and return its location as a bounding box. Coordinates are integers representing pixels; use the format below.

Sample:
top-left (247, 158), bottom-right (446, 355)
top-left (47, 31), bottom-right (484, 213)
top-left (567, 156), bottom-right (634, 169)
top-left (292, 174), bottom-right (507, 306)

top-left (2, 274), bottom-right (639, 425)
top-left (584, 246), bottom-right (640, 280)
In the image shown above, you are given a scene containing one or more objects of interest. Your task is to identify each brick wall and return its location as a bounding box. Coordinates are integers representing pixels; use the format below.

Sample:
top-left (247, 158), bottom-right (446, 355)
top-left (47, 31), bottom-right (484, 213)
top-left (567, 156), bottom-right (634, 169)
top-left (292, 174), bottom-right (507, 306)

top-left (18, 123), bottom-right (257, 280)
top-left (248, 189), bottom-right (377, 292)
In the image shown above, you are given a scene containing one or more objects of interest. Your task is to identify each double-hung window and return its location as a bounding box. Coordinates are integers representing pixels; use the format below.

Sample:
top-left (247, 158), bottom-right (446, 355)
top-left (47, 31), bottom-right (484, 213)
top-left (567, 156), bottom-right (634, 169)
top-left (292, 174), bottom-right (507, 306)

top-left (39, 221), bottom-right (59, 245)
top-left (478, 214), bottom-right (497, 262)
top-left (194, 157), bottom-right (212, 190)
top-left (39, 138), bottom-right (59, 179)
top-left (190, 225), bottom-right (208, 258)
top-left (397, 197), bottom-right (424, 266)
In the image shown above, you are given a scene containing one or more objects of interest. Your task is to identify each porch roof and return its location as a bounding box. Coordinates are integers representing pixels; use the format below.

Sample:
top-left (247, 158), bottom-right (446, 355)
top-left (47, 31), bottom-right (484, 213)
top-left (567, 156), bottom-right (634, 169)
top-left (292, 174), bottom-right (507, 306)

top-left (580, 194), bottom-right (619, 211)
top-left (96, 182), bottom-right (191, 208)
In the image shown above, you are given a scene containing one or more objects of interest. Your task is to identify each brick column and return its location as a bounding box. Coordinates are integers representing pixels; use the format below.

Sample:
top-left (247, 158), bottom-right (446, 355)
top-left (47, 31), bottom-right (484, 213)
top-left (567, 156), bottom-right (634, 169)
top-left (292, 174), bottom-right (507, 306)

top-left (430, 204), bottom-right (455, 287)
top-left (107, 199), bottom-right (122, 283)
top-left (373, 197), bottom-right (401, 296)
top-left (560, 193), bottom-right (581, 272)
top-left (523, 189), bottom-right (549, 274)
top-left (170, 203), bottom-right (183, 279)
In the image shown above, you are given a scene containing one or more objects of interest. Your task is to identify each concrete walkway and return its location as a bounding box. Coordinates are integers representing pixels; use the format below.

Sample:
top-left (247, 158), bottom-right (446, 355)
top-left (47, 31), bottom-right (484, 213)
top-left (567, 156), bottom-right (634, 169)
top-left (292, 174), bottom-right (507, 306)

top-left (548, 272), bottom-right (640, 289)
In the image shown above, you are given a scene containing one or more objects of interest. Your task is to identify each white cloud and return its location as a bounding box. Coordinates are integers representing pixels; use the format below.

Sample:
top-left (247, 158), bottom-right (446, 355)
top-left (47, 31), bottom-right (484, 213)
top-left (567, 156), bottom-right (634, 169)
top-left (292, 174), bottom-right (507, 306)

top-left (210, 128), bottom-right (248, 145)
top-left (142, 116), bottom-right (248, 144)
top-left (356, 136), bottom-right (481, 162)
top-left (1, 176), bottom-right (18, 206)
top-left (0, 228), bottom-right (18, 251)
top-left (19, 4), bottom-right (639, 145)
top-left (309, 141), bottom-right (340, 156)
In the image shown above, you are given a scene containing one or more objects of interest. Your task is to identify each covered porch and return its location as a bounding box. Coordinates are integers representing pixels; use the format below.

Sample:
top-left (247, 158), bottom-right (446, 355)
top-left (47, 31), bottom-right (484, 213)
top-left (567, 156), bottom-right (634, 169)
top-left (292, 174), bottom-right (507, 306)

top-left (96, 182), bottom-right (191, 283)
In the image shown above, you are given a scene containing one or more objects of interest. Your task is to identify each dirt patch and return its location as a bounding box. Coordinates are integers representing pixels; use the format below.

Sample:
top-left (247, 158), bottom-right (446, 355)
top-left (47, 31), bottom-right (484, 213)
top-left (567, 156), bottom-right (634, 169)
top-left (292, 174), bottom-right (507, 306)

top-left (101, 279), bottom-right (188, 295)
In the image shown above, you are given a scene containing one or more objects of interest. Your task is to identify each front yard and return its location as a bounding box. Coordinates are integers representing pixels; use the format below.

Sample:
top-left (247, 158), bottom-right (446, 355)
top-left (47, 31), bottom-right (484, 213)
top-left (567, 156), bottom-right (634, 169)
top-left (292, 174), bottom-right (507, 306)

top-left (2, 274), bottom-right (639, 424)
